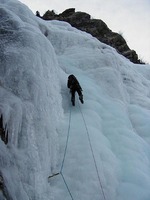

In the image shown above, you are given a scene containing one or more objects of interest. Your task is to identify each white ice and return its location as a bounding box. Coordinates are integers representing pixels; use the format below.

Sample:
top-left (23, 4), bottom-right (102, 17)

top-left (0, 0), bottom-right (150, 200)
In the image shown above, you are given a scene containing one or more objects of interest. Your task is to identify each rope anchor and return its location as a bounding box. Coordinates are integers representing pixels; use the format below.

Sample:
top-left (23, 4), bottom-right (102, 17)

top-left (48, 173), bottom-right (60, 179)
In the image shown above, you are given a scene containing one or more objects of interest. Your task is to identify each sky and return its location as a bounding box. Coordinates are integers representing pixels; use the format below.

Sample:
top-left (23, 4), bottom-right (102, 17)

top-left (19, 0), bottom-right (150, 64)
top-left (1, 1), bottom-right (150, 200)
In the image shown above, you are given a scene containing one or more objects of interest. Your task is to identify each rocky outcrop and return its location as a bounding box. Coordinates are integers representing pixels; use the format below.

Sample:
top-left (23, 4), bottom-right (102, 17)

top-left (38, 8), bottom-right (144, 64)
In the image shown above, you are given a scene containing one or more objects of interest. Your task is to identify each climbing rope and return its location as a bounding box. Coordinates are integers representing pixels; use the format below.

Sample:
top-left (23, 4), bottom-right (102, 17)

top-left (49, 98), bottom-right (107, 200)
top-left (60, 173), bottom-right (74, 200)
top-left (60, 102), bottom-right (72, 172)
top-left (48, 100), bottom-right (74, 200)
top-left (78, 102), bottom-right (107, 200)
top-left (60, 101), bottom-right (74, 200)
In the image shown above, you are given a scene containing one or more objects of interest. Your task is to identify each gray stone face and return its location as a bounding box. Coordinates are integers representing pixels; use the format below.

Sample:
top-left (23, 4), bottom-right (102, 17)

top-left (40, 8), bottom-right (144, 64)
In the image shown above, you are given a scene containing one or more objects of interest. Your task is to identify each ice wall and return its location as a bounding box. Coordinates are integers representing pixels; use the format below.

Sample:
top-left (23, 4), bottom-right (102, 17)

top-left (0, 0), bottom-right (63, 199)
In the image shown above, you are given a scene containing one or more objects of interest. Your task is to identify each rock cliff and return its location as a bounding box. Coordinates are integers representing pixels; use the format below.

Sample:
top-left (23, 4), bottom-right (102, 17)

top-left (37, 8), bottom-right (144, 64)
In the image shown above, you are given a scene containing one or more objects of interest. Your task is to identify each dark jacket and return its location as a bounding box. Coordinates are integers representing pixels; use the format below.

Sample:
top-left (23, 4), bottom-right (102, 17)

top-left (67, 75), bottom-right (82, 91)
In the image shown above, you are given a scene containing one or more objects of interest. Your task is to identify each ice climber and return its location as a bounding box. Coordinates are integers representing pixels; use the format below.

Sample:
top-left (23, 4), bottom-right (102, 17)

top-left (67, 74), bottom-right (84, 106)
